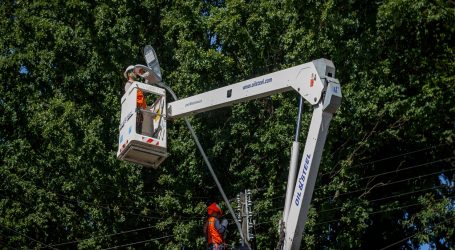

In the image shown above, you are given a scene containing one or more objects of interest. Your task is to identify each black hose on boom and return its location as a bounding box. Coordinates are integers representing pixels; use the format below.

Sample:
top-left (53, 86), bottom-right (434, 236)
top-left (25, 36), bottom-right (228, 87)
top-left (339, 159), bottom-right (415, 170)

top-left (157, 82), bottom-right (250, 249)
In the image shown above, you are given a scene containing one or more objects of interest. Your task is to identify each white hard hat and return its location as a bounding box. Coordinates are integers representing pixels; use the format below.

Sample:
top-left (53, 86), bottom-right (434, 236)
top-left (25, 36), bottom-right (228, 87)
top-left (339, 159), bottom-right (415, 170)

top-left (123, 65), bottom-right (135, 79)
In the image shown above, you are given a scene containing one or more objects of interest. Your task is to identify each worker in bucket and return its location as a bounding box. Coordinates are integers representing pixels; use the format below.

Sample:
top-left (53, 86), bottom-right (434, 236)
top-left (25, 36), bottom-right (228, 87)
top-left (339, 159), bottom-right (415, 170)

top-left (124, 65), bottom-right (147, 134)
top-left (204, 202), bottom-right (228, 250)
top-left (124, 65), bottom-right (147, 108)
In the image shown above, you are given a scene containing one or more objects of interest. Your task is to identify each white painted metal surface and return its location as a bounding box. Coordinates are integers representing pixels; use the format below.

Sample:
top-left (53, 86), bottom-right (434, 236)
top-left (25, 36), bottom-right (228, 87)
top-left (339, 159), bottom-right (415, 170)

top-left (283, 104), bottom-right (334, 249)
top-left (167, 61), bottom-right (327, 119)
top-left (283, 141), bottom-right (300, 223)
top-left (283, 78), bottom-right (341, 250)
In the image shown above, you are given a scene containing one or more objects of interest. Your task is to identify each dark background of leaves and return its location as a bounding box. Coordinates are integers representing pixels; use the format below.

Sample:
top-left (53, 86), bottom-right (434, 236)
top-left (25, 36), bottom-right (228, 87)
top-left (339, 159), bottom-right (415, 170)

top-left (0, 0), bottom-right (454, 249)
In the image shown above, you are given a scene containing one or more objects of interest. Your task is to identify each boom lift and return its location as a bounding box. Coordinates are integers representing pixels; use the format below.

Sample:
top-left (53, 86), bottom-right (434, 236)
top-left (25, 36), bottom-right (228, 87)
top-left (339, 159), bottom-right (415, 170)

top-left (117, 47), bottom-right (341, 249)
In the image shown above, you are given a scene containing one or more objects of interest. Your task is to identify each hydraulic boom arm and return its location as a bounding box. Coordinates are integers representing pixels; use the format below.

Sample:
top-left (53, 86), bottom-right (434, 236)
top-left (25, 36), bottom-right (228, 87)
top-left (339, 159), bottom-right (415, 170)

top-left (167, 59), bottom-right (333, 119)
top-left (166, 59), bottom-right (341, 249)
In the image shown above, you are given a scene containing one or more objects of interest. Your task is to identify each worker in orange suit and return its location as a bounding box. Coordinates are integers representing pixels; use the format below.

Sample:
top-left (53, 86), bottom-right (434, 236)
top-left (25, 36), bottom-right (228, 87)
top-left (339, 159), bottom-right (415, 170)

top-left (204, 202), bottom-right (228, 250)
top-left (124, 65), bottom-right (147, 108)
top-left (124, 65), bottom-right (147, 133)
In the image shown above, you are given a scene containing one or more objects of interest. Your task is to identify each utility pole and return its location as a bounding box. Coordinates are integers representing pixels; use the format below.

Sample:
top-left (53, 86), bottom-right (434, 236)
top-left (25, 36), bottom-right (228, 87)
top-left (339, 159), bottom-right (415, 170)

top-left (237, 189), bottom-right (255, 249)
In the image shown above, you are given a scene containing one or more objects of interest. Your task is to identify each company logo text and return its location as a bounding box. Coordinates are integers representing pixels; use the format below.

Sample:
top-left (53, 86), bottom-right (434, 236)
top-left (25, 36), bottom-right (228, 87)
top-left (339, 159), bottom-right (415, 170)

top-left (243, 78), bottom-right (272, 90)
top-left (294, 154), bottom-right (312, 206)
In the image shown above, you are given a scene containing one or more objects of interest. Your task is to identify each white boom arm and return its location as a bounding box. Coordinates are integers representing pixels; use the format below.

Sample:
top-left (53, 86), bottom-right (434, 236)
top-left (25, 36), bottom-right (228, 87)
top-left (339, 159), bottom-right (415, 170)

top-left (167, 59), bottom-right (334, 119)
top-left (167, 58), bottom-right (341, 249)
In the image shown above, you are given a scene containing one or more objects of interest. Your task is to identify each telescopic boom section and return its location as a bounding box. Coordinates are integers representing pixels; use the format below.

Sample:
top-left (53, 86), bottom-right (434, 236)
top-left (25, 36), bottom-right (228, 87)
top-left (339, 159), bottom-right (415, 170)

top-left (167, 58), bottom-right (341, 249)
top-left (167, 59), bottom-right (333, 119)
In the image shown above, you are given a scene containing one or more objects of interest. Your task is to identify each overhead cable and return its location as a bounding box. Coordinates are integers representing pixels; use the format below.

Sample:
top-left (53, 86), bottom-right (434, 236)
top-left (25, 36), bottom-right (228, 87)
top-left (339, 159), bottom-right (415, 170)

top-left (322, 143), bottom-right (449, 176)
top-left (0, 223), bottom-right (56, 250)
top-left (315, 195), bottom-right (455, 226)
top-left (319, 168), bottom-right (455, 200)
top-left (379, 214), bottom-right (455, 250)
top-left (100, 235), bottom-right (174, 250)
top-left (319, 184), bottom-right (453, 214)
top-left (49, 225), bottom-right (157, 247)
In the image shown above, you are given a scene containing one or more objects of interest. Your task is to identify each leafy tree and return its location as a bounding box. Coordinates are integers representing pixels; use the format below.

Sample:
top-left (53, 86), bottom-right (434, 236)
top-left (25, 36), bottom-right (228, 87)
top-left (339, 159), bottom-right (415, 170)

top-left (0, 0), bottom-right (454, 249)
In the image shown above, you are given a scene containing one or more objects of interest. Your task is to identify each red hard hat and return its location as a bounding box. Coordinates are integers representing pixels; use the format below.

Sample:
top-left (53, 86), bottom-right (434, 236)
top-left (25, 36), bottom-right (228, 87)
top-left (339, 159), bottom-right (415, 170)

top-left (207, 202), bottom-right (222, 216)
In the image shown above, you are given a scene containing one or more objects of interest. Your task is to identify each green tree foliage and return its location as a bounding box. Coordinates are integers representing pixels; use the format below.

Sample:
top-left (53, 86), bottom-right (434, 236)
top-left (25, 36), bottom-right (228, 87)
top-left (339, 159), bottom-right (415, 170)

top-left (0, 0), bottom-right (454, 249)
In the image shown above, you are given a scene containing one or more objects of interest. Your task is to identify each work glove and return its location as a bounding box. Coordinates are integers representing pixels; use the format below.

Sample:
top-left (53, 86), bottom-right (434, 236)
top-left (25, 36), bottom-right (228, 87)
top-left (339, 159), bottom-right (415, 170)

top-left (221, 219), bottom-right (228, 228)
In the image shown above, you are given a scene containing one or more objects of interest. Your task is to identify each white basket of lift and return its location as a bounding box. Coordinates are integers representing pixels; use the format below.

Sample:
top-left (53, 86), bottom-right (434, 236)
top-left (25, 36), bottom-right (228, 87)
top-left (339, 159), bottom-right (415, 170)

top-left (117, 81), bottom-right (168, 168)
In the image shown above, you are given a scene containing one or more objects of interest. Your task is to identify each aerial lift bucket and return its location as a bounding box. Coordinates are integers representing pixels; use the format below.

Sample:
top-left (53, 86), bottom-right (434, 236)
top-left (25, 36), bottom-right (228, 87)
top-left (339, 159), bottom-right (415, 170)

top-left (117, 81), bottom-right (168, 168)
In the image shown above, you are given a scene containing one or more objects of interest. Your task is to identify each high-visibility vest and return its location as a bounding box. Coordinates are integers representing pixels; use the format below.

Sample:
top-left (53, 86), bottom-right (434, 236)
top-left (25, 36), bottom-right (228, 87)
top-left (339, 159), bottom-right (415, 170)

top-left (137, 89), bottom-right (147, 109)
top-left (206, 217), bottom-right (223, 245)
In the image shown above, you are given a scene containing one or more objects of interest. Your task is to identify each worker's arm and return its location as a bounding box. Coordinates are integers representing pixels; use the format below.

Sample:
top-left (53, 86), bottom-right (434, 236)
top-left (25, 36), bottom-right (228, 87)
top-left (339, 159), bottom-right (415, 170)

top-left (215, 218), bottom-right (228, 234)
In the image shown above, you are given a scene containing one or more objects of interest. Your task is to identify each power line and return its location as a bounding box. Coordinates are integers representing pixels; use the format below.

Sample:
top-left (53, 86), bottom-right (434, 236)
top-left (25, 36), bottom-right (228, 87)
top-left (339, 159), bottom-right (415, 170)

top-left (259, 149), bottom-right (452, 204)
top-left (356, 157), bottom-right (452, 182)
top-left (253, 165), bottom-right (453, 215)
top-left (0, 196), bottom-right (183, 249)
top-left (319, 184), bottom-right (452, 214)
top-left (1, 170), bottom-right (150, 215)
top-left (256, 184), bottom-right (454, 225)
top-left (46, 192), bottom-right (167, 221)
top-left (99, 163), bottom-right (454, 232)
top-left (315, 157), bottom-right (452, 192)
top-left (353, 143), bottom-right (448, 169)
top-left (318, 168), bottom-right (455, 201)
top-left (99, 235), bottom-right (174, 250)
top-left (49, 225), bottom-right (157, 247)
top-left (49, 218), bottom-right (200, 248)
top-left (1, 191), bottom-right (203, 231)
top-left (255, 197), bottom-right (455, 247)
top-left (1, 182), bottom-right (207, 248)
top-left (256, 185), bottom-right (455, 225)
top-left (315, 195), bottom-right (455, 226)
top-left (321, 143), bottom-right (449, 177)
top-left (232, 145), bottom-right (451, 210)
top-left (379, 214), bottom-right (455, 250)
top-left (2, 146), bottom-right (452, 247)
top-left (254, 219), bottom-right (276, 226)
top-left (0, 223), bottom-right (56, 250)
top-left (0, 233), bottom-right (10, 250)
top-left (247, 145), bottom-right (448, 200)
top-left (2, 169), bottom-right (211, 221)
top-left (1, 170), bottom-right (201, 222)
top-left (23, 170), bottom-right (453, 248)
top-left (0, 190), bottom-right (203, 248)
top-left (261, 207), bottom-right (284, 214)
top-left (2, 166), bottom-right (305, 245)
top-left (142, 191), bottom-right (210, 200)
top-left (252, 147), bottom-right (452, 207)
